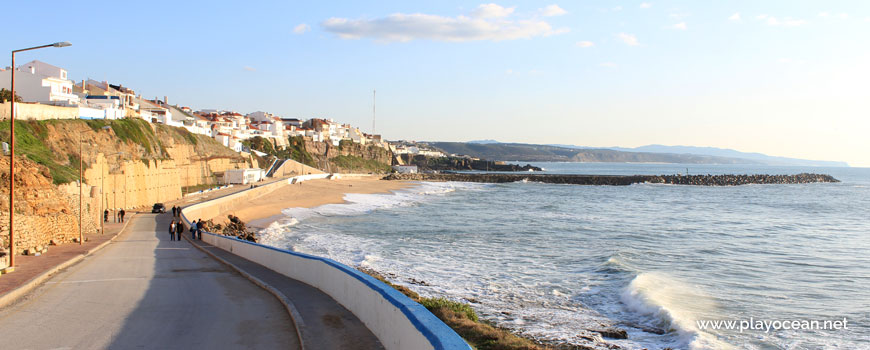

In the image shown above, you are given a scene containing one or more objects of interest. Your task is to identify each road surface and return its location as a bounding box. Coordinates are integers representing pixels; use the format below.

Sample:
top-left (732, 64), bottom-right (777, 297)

top-left (0, 213), bottom-right (300, 349)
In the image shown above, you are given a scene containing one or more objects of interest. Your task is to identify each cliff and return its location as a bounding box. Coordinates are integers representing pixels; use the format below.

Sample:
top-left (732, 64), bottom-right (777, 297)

top-left (0, 118), bottom-right (250, 255)
top-left (246, 136), bottom-right (393, 174)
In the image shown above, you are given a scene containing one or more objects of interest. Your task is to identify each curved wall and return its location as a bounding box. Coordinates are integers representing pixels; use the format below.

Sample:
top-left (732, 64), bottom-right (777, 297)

top-left (181, 175), bottom-right (470, 350)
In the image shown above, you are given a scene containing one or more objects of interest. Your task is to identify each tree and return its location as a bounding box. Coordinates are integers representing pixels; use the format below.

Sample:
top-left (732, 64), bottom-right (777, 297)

top-left (0, 88), bottom-right (22, 103)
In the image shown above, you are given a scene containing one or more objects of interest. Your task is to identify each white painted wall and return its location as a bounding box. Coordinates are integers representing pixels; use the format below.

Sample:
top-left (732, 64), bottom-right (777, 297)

top-left (180, 174), bottom-right (470, 350)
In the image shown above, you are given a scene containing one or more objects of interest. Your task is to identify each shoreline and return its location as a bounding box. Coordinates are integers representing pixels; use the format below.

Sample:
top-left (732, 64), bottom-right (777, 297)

top-left (219, 175), bottom-right (413, 229)
top-left (226, 178), bottom-right (625, 349)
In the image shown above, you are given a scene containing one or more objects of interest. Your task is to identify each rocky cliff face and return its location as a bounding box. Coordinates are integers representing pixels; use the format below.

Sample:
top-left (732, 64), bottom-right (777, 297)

top-left (0, 157), bottom-right (92, 255)
top-left (302, 139), bottom-right (392, 173)
top-left (0, 119), bottom-right (251, 255)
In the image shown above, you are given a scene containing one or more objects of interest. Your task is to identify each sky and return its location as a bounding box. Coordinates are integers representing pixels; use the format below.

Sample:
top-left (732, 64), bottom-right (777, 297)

top-left (3, 1), bottom-right (869, 166)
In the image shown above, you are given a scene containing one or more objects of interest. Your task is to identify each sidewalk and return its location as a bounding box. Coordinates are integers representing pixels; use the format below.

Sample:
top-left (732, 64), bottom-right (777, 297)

top-left (185, 235), bottom-right (383, 350)
top-left (0, 176), bottom-right (289, 305)
top-left (0, 214), bottom-right (134, 298)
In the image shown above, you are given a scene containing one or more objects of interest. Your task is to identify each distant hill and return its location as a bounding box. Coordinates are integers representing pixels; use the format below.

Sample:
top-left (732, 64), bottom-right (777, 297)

top-left (467, 139), bottom-right (502, 144)
top-left (428, 142), bottom-right (763, 165)
top-left (427, 142), bottom-right (848, 166)
top-left (608, 145), bottom-right (848, 167)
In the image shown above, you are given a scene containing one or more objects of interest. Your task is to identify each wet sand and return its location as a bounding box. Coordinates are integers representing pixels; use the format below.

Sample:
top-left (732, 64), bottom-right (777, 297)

top-left (219, 176), bottom-right (413, 228)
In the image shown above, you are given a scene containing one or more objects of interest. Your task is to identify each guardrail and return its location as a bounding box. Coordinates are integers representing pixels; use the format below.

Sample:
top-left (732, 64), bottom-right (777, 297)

top-left (181, 174), bottom-right (470, 350)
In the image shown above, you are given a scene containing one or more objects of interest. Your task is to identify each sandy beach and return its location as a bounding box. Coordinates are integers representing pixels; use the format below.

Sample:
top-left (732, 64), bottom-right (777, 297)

top-left (218, 176), bottom-right (414, 228)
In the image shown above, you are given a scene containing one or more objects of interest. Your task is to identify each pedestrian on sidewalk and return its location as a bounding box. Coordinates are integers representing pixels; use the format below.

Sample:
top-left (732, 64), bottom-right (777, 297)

top-left (190, 220), bottom-right (198, 240)
top-left (176, 219), bottom-right (184, 242)
top-left (104, 209), bottom-right (108, 222)
top-left (197, 219), bottom-right (204, 240)
top-left (120, 209), bottom-right (126, 223)
top-left (169, 220), bottom-right (176, 241)
top-left (171, 206), bottom-right (176, 217)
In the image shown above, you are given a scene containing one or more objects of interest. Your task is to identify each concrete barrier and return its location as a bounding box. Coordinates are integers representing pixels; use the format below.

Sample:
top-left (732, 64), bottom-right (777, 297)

top-left (182, 174), bottom-right (470, 350)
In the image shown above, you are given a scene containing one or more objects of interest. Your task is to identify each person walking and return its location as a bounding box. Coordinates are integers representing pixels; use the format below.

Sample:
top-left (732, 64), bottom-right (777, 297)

top-left (176, 219), bottom-right (184, 242)
top-left (171, 206), bottom-right (176, 217)
top-left (169, 220), bottom-right (176, 241)
top-left (119, 208), bottom-right (126, 223)
top-left (197, 219), bottom-right (204, 240)
top-left (190, 220), bottom-right (197, 240)
top-left (104, 209), bottom-right (109, 222)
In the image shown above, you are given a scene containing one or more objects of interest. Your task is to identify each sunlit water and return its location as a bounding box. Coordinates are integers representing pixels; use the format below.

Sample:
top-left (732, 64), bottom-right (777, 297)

top-left (259, 163), bottom-right (870, 349)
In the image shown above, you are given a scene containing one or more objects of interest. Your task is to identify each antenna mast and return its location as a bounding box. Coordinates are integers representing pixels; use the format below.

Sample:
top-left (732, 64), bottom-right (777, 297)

top-left (372, 89), bottom-right (376, 134)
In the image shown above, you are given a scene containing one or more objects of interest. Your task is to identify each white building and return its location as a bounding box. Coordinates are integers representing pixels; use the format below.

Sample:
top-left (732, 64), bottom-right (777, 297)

top-left (0, 60), bottom-right (80, 105)
top-left (223, 168), bottom-right (266, 184)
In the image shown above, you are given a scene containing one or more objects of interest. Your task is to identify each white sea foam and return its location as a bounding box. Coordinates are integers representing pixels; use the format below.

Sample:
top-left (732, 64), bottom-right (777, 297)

top-left (259, 181), bottom-right (485, 255)
top-left (621, 272), bottom-right (735, 349)
top-left (280, 181), bottom-right (483, 221)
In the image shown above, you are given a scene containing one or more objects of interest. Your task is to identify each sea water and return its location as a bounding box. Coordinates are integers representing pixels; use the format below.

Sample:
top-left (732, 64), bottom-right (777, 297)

top-left (259, 163), bottom-right (870, 349)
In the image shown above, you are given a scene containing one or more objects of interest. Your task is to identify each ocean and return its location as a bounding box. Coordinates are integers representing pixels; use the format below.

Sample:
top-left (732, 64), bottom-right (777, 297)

top-left (259, 163), bottom-right (870, 349)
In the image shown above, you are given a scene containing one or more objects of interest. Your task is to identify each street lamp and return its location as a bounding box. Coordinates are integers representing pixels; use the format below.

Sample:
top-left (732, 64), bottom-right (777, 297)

top-left (8, 41), bottom-right (71, 270)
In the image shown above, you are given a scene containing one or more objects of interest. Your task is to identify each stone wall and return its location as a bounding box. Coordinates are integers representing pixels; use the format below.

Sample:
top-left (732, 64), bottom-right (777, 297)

top-left (0, 102), bottom-right (78, 121)
top-left (0, 157), bottom-right (92, 256)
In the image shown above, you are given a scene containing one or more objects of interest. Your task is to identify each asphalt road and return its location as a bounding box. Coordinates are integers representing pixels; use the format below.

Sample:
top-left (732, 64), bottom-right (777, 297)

top-left (0, 213), bottom-right (300, 349)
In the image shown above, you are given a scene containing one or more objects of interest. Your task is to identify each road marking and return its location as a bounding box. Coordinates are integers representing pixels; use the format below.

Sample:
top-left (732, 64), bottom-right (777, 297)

top-left (46, 277), bottom-right (146, 284)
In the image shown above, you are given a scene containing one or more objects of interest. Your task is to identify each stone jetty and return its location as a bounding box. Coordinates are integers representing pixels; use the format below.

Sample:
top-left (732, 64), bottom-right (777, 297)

top-left (383, 172), bottom-right (839, 186)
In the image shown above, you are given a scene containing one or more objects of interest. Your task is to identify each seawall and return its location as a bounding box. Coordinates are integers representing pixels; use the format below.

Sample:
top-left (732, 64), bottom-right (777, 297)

top-left (383, 172), bottom-right (840, 186)
top-left (180, 175), bottom-right (470, 350)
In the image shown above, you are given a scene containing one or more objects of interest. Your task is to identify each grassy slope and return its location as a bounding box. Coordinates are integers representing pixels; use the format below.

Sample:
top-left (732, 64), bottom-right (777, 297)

top-left (0, 118), bottom-right (237, 185)
top-left (0, 120), bottom-right (81, 184)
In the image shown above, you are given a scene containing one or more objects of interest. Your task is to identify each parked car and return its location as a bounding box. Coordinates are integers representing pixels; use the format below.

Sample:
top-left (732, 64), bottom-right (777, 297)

top-left (152, 203), bottom-right (166, 213)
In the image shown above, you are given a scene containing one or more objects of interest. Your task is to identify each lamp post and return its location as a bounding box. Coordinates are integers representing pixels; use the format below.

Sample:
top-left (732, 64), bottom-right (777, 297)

top-left (8, 41), bottom-right (71, 269)
top-left (79, 134), bottom-right (83, 245)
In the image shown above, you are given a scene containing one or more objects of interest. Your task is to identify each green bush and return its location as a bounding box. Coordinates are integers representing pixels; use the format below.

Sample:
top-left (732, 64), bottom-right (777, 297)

top-left (421, 298), bottom-right (479, 322)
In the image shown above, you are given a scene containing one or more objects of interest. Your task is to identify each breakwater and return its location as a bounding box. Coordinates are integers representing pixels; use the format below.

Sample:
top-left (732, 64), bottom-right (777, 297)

top-left (383, 172), bottom-right (839, 186)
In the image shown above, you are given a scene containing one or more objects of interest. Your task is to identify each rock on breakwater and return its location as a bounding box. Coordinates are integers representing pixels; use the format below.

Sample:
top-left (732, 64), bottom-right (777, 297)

top-left (383, 172), bottom-right (839, 186)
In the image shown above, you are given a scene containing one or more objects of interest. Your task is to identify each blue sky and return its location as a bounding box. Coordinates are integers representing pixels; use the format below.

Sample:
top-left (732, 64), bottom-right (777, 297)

top-left (3, 1), bottom-right (869, 166)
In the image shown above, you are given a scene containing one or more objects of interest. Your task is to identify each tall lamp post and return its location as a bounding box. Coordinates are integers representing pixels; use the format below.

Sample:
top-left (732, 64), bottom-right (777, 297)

top-left (8, 41), bottom-right (71, 269)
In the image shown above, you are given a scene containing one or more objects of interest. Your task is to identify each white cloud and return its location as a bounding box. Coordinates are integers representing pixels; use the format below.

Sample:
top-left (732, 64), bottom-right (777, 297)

top-left (756, 15), bottom-right (806, 27)
top-left (576, 40), bottom-right (594, 48)
top-left (818, 12), bottom-right (848, 20)
top-left (293, 23), bottom-right (311, 34)
top-left (729, 12), bottom-right (741, 22)
top-left (599, 62), bottom-right (618, 68)
top-left (766, 17), bottom-right (807, 27)
top-left (670, 12), bottom-right (690, 19)
top-left (243, 66), bottom-right (256, 72)
top-left (612, 6), bottom-right (623, 12)
top-left (617, 33), bottom-right (639, 46)
top-left (505, 69), bottom-right (514, 75)
top-left (539, 4), bottom-right (567, 17)
top-left (472, 3), bottom-right (515, 18)
top-left (640, 3), bottom-right (652, 9)
top-left (671, 22), bottom-right (687, 30)
top-left (322, 11), bottom-right (569, 42)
